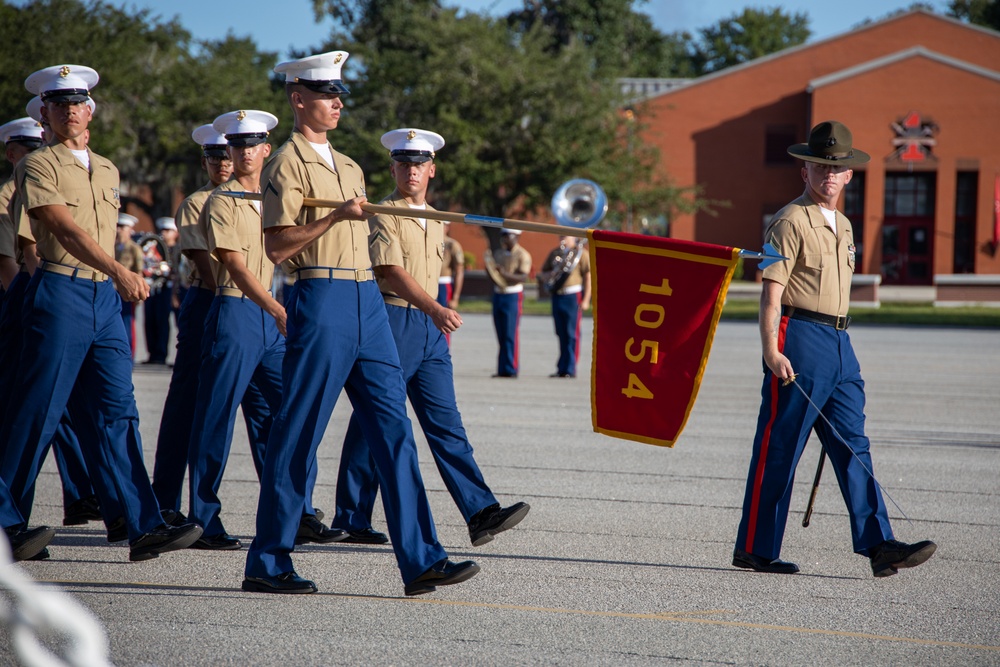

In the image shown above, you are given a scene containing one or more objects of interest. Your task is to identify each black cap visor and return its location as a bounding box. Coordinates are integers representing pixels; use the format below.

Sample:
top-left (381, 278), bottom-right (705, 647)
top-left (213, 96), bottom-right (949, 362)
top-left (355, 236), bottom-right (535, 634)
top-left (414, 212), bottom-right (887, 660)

top-left (202, 144), bottom-right (229, 158)
top-left (226, 133), bottom-right (268, 148)
top-left (40, 89), bottom-right (90, 104)
top-left (6, 137), bottom-right (44, 149)
top-left (292, 79), bottom-right (350, 96)
top-left (391, 149), bottom-right (433, 164)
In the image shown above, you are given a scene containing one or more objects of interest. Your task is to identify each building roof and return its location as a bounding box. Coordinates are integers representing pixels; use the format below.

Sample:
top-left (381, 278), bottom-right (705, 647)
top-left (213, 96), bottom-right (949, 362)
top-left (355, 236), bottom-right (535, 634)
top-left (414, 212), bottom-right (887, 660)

top-left (807, 46), bottom-right (1000, 90)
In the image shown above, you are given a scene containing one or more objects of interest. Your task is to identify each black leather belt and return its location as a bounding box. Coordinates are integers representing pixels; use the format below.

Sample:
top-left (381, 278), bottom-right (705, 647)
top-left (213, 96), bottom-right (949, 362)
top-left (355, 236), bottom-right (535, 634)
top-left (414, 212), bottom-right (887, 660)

top-left (782, 306), bottom-right (851, 330)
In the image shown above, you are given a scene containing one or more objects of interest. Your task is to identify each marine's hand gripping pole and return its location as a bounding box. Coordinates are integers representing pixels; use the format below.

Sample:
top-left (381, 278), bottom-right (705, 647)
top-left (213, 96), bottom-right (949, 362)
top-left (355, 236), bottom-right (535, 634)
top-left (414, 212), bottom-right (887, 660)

top-left (217, 191), bottom-right (789, 267)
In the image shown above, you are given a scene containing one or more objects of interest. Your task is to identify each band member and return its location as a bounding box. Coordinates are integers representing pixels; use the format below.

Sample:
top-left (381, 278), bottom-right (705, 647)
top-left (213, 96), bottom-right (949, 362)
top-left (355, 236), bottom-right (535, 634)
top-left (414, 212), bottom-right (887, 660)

top-left (734, 120), bottom-right (936, 577)
top-left (115, 212), bottom-right (143, 356)
top-left (488, 228), bottom-right (531, 378)
top-left (0, 64), bottom-right (202, 561)
top-left (333, 128), bottom-right (530, 547)
top-left (438, 222), bottom-right (463, 308)
top-left (538, 235), bottom-right (590, 378)
top-left (185, 110), bottom-right (288, 550)
top-left (141, 216), bottom-right (178, 365)
top-left (244, 50), bottom-right (478, 596)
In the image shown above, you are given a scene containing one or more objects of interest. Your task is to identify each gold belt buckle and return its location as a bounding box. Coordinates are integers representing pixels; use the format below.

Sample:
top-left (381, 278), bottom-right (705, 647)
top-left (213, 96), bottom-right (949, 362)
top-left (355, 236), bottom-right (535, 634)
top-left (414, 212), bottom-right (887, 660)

top-left (355, 269), bottom-right (368, 282)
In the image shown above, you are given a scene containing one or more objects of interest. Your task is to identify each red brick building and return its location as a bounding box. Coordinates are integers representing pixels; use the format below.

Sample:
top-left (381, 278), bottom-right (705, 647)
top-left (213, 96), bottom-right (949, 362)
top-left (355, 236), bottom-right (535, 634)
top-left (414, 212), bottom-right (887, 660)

top-left (633, 9), bottom-right (1000, 285)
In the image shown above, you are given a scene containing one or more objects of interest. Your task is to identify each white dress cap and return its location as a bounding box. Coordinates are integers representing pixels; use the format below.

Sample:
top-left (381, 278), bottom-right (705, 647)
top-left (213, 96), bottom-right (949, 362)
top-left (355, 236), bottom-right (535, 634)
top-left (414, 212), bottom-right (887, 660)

top-left (0, 118), bottom-right (45, 146)
top-left (117, 213), bottom-right (138, 227)
top-left (26, 95), bottom-right (95, 123)
top-left (25, 65), bottom-right (99, 103)
top-left (212, 110), bottom-right (278, 147)
top-left (380, 128), bottom-right (445, 163)
top-left (274, 51), bottom-right (350, 95)
top-left (191, 123), bottom-right (229, 156)
top-left (156, 217), bottom-right (177, 231)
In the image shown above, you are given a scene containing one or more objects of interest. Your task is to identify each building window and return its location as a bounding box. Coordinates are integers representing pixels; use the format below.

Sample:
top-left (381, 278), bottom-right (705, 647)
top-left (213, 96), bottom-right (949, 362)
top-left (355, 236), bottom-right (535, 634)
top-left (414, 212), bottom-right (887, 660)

top-left (884, 173), bottom-right (935, 217)
top-left (844, 171), bottom-right (866, 267)
top-left (953, 172), bottom-right (978, 274)
top-left (765, 125), bottom-right (798, 165)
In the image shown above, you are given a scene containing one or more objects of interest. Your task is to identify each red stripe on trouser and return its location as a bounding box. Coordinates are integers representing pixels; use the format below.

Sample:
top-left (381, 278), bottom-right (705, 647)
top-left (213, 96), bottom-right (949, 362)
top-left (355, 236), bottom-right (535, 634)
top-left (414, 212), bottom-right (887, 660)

top-left (512, 293), bottom-right (523, 372)
top-left (745, 316), bottom-right (788, 553)
top-left (573, 293), bottom-right (582, 363)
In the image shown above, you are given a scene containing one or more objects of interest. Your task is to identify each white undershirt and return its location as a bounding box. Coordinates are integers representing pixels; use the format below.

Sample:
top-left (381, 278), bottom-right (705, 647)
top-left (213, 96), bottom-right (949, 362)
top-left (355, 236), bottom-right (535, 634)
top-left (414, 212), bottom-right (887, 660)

top-left (819, 206), bottom-right (837, 234)
top-left (407, 202), bottom-right (427, 230)
top-left (308, 141), bottom-right (335, 171)
top-left (70, 148), bottom-right (90, 170)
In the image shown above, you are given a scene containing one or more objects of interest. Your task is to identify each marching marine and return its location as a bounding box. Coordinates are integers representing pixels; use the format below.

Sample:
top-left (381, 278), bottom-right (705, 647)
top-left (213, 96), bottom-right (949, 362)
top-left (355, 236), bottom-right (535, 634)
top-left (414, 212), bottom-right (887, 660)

top-left (333, 128), bottom-right (530, 547)
top-left (487, 228), bottom-right (531, 378)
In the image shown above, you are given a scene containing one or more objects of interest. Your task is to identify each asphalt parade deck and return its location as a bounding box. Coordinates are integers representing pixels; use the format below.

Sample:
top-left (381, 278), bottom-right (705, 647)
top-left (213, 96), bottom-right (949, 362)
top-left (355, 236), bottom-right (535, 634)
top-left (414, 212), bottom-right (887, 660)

top-left (5, 314), bottom-right (999, 666)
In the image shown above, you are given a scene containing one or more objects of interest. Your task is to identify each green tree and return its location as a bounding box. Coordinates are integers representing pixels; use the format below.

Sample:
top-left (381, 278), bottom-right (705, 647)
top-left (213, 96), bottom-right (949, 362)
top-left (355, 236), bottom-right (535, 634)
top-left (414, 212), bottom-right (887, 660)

top-left (0, 0), bottom-right (286, 216)
top-left (694, 7), bottom-right (810, 74)
top-left (949, 0), bottom-right (1000, 30)
top-left (310, 0), bottom-right (707, 236)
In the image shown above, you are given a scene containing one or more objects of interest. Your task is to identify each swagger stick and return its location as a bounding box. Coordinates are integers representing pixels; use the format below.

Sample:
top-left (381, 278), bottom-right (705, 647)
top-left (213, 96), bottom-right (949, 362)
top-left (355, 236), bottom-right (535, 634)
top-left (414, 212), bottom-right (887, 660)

top-left (802, 447), bottom-right (826, 527)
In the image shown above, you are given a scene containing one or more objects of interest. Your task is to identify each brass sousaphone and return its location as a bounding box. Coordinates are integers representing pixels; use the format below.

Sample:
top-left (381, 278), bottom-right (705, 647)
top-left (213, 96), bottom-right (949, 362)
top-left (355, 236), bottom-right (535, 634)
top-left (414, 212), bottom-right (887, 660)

top-left (544, 179), bottom-right (608, 292)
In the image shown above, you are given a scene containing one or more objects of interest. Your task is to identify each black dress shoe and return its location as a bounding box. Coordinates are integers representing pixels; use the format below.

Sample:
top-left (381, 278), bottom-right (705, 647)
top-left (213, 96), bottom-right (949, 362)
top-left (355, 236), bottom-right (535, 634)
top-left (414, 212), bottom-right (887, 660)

top-left (491, 373), bottom-right (517, 378)
top-left (733, 548), bottom-right (799, 574)
top-left (242, 571), bottom-right (317, 594)
top-left (27, 547), bottom-right (51, 561)
top-left (295, 515), bottom-right (348, 545)
top-left (160, 508), bottom-right (188, 527)
top-left (548, 372), bottom-right (575, 378)
top-left (312, 509), bottom-right (325, 522)
top-left (5, 526), bottom-right (56, 562)
top-left (404, 559), bottom-right (480, 596)
top-left (106, 516), bottom-right (127, 543)
top-left (869, 539), bottom-right (937, 577)
top-left (190, 533), bottom-right (242, 550)
top-left (63, 495), bottom-right (102, 526)
top-left (468, 502), bottom-right (531, 547)
top-left (340, 528), bottom-right (389, 545)
top-left (129, 523), bottom-right (203, 562)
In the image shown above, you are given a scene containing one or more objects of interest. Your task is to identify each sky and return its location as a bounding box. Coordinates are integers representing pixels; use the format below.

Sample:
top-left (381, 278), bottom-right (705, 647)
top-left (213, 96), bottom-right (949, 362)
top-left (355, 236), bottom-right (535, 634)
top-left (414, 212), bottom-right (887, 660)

top-left (93, 0), bottom-right (952, 61)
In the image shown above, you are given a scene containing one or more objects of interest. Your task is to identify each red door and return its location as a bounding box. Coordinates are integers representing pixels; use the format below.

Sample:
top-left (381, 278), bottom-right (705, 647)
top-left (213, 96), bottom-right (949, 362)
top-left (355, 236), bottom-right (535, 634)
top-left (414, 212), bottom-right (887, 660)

top-left (881, 217), bottom-right (934, 285)
top-left (881, 173), bottom-right (935, 286)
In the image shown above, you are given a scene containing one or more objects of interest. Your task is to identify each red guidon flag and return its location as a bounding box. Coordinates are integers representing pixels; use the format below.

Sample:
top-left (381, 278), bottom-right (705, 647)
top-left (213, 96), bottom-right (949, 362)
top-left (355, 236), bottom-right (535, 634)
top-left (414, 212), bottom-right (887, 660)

top-left (588, 230), bottom-right (740, 447)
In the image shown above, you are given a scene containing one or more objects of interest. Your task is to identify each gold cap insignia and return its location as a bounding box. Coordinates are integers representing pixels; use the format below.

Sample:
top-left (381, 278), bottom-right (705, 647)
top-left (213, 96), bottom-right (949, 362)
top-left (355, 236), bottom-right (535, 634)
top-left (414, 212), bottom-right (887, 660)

top-left (59, 66), bottom-right (71, 78)
top-left (333, 53), bottom-right (343, 64)
top-left (236, 110), bottom-right (247, 121)
top-left (407, 130), bottom-right (417, 140)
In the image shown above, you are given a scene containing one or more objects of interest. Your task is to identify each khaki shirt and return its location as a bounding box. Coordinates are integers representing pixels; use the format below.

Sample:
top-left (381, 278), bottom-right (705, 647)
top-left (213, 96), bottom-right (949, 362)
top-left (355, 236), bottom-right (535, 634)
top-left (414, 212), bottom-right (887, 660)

top-left (115, 239), bottom-right (144, 274)
top-left (0, 178), bottom-right (16, 260)
top-left (204, 179), bottom-right (273, 291)
top-left (176, 182), bottom-right (218, 283)
top-left (492, 243), bottom-right (532, 294)
top-left (368, 191), bottom-right (443, 307)
top-left (441, 236), bottom-right (463, 280)
top-left (17, 144), bottom-right (119, 270)
top-left (261, 131), bottom-right (368, 273)
top-left (541, 242), bottom-right (590, 293)
top-left (762, 191), bottom-right (856, 317)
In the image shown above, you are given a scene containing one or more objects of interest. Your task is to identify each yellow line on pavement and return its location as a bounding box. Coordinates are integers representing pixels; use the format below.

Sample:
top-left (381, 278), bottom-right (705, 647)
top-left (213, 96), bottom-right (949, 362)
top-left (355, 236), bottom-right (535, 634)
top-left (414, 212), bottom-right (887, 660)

top-left (46, 580), bottom-right (999, 653)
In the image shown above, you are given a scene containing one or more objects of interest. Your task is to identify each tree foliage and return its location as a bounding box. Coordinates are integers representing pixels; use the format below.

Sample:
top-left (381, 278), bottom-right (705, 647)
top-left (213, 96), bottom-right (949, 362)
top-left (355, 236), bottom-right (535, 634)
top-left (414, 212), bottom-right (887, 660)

top-left (693, 7), bottom-right (810, 74)
top-left (0, 0), bottom-right (286, 215)
top-left (310, 0), bottom-right (707, 232)
top-left (949, 0), bottom-right (1000, 30)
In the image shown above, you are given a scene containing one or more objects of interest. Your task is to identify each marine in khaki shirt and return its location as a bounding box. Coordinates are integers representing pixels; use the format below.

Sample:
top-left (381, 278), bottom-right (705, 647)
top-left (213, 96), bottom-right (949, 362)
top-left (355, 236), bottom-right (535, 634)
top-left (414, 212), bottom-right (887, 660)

top-left (261, 130), bottom-right (368, 272)
top-left (370, 192), bottom-right (445, 309)
top-left (18, 142), bottom-right (119, 272)
top-left (204, 179), bottom-right (274, 293)
top-left (762, 190), bottom-right (855, 318)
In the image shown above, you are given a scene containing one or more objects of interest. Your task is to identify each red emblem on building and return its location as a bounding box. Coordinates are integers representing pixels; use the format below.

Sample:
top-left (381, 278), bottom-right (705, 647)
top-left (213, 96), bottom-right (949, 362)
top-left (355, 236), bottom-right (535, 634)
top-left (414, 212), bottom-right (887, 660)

top-left (890, 111), bottom-right (938, 162)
